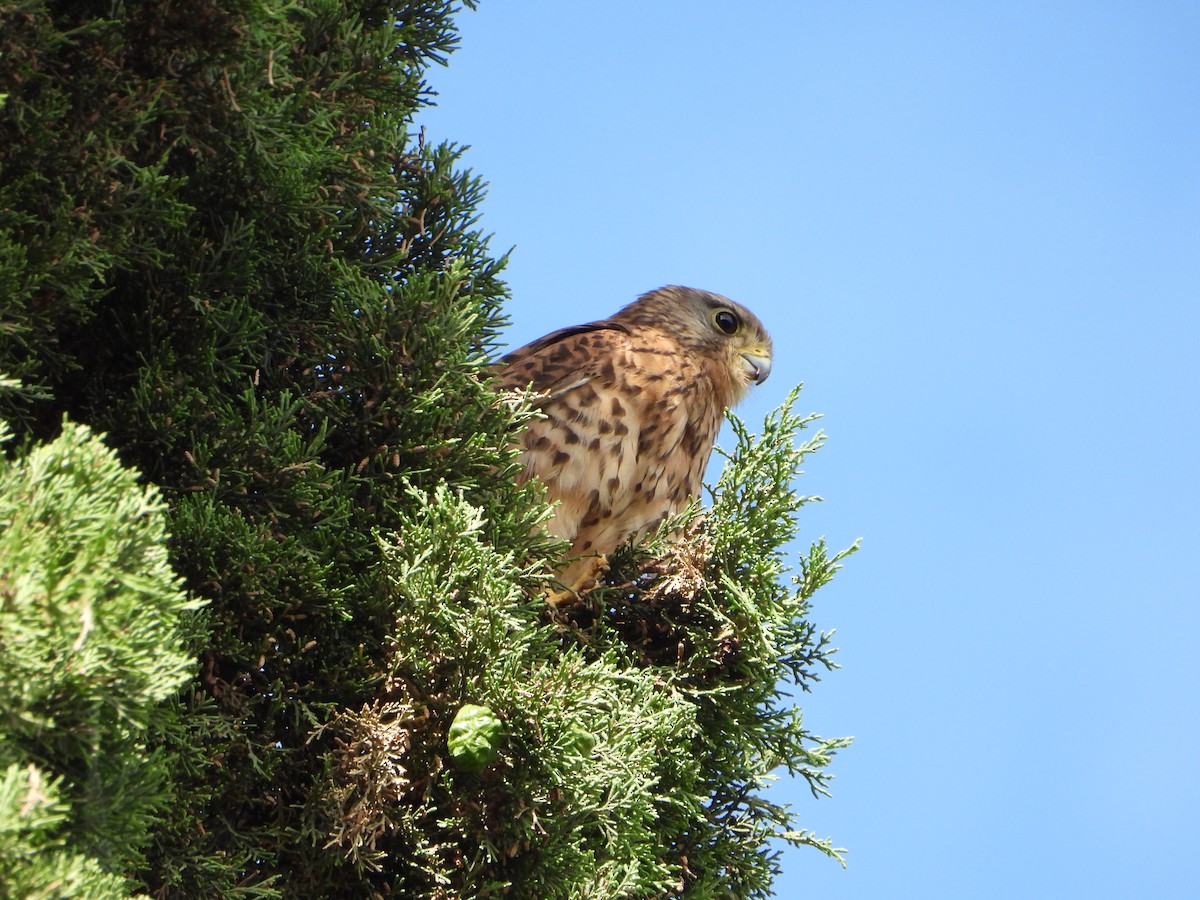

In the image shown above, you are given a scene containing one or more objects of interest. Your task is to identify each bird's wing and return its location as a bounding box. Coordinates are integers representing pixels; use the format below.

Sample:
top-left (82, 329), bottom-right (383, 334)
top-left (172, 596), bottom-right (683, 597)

top-left (494, 320), bottom-right (630, 407)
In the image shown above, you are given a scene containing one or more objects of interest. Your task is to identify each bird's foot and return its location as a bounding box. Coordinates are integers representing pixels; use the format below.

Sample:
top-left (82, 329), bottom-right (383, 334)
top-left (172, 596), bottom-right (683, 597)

top-left (544, 555), bottom-right (609, 607)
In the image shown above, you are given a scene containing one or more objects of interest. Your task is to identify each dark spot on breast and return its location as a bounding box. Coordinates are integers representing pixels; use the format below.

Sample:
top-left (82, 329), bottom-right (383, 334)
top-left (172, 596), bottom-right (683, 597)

top-left (582, 506), bottom-right (610, 529)
top-left (611, 397), bottom-right (624, 416)
top-left (564, 428), bottom-right (580, 444)
top-left (552, 450), bottom-right (570, 466)
top-left (598, 421), bottom-right (612, 434)
top-left (684, 422), bottom-right (709, 456)
top-left (607, 476), bottom-right (620, 494)
top-left (613, 420), bottom-right (628, 436)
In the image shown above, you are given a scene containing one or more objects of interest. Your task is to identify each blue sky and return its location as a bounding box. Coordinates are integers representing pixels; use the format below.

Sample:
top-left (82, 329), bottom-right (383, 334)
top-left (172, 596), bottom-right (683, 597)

top-left (419, 3), bottom-right (1200, 896)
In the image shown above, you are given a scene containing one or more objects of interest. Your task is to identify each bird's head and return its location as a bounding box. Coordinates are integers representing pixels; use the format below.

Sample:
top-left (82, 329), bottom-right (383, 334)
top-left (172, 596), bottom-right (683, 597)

top-left (616, 285), bottom-right (773, 405)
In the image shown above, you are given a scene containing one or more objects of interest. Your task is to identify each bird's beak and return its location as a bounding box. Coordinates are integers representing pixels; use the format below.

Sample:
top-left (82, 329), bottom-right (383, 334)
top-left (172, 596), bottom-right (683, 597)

top-left (739, 350), bottom-right (772, 385)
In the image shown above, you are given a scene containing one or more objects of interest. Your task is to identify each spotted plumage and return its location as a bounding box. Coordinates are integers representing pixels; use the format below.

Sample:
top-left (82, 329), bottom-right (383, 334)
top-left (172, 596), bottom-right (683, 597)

top-left (496, 285), bottom-right (773, 591)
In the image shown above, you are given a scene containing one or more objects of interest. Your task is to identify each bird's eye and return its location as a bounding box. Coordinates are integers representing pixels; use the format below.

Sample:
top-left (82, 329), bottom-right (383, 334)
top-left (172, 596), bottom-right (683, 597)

top-left (713, 309), bottom-right (740, 335)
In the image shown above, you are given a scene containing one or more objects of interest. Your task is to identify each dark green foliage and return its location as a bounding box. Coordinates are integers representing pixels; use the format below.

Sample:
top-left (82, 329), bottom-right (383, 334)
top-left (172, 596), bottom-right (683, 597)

top-left (0, 1), bottom-right (852, 896)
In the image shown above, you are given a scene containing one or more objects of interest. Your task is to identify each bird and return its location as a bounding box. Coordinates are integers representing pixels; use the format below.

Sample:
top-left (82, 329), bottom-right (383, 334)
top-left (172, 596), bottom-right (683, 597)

top-left (494, 285), bottom-right (773, 598)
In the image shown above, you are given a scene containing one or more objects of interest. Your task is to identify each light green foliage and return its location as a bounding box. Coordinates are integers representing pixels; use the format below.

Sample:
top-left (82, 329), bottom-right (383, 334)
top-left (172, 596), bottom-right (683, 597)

top-left (698, 389), bottom-right (859, 868)
top-left (0, 420), bottom-right (199, 727)
top-left (0, 764), bottom-right (126, 899)
top-left (319, 390), bottom-right (855, 898)
top-left (580, 387), bottom-right (856, 894)
top-left (0, 414), bottom-right (199, 894)
top-left (324, 486), bottom-right (705, 896)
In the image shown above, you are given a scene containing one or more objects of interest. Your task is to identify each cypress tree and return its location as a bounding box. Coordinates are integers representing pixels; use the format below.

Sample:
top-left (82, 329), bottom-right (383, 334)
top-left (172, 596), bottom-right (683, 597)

top-left (0, 2), bottom-right (854, 896)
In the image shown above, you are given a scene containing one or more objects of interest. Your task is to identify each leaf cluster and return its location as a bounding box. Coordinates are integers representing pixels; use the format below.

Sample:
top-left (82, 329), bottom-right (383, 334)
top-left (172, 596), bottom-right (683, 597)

top-left (0, 414), bottom-right (199, 896)
top-left (308, 391), bottom-right (856, 899)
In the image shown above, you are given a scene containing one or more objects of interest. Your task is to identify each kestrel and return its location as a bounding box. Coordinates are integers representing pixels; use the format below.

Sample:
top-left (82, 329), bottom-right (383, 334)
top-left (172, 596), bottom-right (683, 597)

top-left (496, 285), bottom-right (773, 595)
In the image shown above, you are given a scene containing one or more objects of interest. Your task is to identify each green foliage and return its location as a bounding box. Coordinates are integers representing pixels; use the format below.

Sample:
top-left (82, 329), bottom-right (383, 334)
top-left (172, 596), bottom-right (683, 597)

top-left (316, 395), bottom-right (854, 899)
top-left (559, 390), bottom-right (857, 894)
top-left (320, 487), bottom-right (702, 895)
top-left (0, 412), bottom-right (199, 895)
top-left (0, 420), bottom-right (198, 727)
top-left (0, 1), bottom-right (853, 896)
top-left (0, 764), bottom-right (127, 900)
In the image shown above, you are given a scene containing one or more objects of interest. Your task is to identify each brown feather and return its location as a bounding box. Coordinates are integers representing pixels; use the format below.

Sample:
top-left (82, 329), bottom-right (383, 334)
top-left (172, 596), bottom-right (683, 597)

top-left (495, 286), bottom-right (773, 590)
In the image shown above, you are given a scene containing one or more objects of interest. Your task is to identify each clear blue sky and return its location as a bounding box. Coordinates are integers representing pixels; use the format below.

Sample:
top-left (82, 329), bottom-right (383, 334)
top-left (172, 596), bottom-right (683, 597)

top-left (419, 3), bottom-right (1200, 896)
